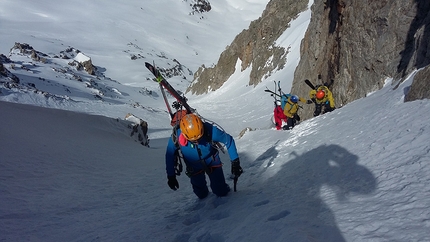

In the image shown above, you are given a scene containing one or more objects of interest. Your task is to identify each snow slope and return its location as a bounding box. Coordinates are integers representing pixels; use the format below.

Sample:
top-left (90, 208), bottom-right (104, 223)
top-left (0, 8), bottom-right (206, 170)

top-left (1, 0), bottom-right (430, 241)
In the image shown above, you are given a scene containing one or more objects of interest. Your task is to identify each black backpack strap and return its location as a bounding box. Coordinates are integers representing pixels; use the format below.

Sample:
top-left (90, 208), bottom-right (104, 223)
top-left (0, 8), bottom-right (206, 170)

top-left (171, 124), bottom-right (180, 149)
top-left (171, 125), bottom-right (184, 176)
top-left (204, 123), bottom-right (226, 154)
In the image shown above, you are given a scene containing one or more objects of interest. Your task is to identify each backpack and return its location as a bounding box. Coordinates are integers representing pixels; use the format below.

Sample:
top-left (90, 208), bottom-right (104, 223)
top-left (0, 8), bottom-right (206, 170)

top-left (170, 110), bottom-right (187, 127)
top-left (280, 93), bottom-right (291, 110)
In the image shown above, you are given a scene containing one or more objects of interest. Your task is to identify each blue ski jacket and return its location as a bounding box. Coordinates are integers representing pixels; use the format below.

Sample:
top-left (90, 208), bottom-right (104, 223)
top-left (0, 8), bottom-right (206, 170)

top-left (165, 122), bottom-right (239, 177)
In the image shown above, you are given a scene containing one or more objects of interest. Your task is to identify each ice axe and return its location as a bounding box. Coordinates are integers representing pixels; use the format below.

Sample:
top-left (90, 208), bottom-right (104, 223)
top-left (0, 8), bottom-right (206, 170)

top-left (233, 174), bottom-right (239, 192)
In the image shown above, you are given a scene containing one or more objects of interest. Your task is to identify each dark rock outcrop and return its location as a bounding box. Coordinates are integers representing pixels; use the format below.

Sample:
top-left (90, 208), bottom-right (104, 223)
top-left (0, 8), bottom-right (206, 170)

top-left (0, 54), bottom-right (20, 84)
top-left (405, 65), bottom-right (430, 102)
top-left (190, 0), bottom-right (211, 14)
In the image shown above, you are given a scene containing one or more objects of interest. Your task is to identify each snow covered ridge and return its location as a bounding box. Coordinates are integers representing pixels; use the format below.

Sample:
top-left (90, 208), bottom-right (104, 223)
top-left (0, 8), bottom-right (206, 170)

top-left (1, 43), bottom-right (138, 104)
top-left (0, 41), bottom-right (188, 140)
top-left (1, 42), bottom-right (193, 101)
top-left (0, 43), bottom-right (152, 146)
top-left (0, 42), bottom-right (181, 144)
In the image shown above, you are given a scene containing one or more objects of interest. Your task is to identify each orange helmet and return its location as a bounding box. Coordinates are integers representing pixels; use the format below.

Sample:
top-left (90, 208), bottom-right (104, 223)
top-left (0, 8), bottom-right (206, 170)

top-left (179, 113), bottom-right (204, 141)
top-left (316, 90), bottom-right (325, 100)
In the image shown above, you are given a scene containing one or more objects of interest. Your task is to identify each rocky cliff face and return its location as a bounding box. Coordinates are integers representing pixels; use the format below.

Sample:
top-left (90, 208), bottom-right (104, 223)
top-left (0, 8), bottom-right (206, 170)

top-left (187, 0), bottom-right (309, 95)
top-left (188, 0), bottom-right (430, 120)
top-left (293, 0), bottom-right (430, 119)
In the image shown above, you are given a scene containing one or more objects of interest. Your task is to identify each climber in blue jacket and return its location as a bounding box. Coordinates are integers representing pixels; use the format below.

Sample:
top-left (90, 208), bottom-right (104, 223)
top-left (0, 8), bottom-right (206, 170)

top-left (165, 113), bottom-right (243, 199)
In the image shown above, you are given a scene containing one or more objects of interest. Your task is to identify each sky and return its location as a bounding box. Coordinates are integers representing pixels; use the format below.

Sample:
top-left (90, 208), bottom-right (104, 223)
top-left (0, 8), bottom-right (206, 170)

top-left (1, 0), bottom-right (430, 241)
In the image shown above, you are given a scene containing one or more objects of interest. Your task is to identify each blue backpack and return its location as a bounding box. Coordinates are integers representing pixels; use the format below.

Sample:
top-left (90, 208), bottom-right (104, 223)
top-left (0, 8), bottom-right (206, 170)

top-left (280, 94), bottom-right (291, 110)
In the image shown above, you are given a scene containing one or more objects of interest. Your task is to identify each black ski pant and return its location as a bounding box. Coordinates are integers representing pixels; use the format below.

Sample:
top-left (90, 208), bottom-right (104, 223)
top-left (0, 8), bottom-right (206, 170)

top-left (314, 103), bottom-right (334, 117)
top-left (283, 114), bottom-right (299, 130)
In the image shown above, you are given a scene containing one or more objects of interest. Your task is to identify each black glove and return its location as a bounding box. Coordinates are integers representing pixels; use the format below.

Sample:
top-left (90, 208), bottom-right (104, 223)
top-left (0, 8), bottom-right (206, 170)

top-left (167, 176), bottom-right (179, 190)
top-left (306, 99), bottom-right (313, 104)
top-left (231, 158), bottom-right (243, 177)
top-left (294, 114), bottom-right (301, 121)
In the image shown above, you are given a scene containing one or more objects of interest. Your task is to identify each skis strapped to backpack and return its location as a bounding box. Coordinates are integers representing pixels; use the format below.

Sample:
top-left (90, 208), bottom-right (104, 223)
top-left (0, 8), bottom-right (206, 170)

top-left (145, 61), bottom-right (194, 114)
top-left (264, 88), bottom-right (282, 97)
top-left (304, 79), bottom-right (316, 89)
top-left (264, 80), bottom-right (284, 100)
top-left (160, 82), bottom-right (174, 119)
top-left (304, 77), bottom-right (334, 90)
top-left (264, 81), bottom-right (290, 110)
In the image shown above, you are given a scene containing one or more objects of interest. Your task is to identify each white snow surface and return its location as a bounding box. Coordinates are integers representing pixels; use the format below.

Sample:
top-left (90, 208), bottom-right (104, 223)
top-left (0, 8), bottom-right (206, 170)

top-left (1, 1), bottom-right (430, 241)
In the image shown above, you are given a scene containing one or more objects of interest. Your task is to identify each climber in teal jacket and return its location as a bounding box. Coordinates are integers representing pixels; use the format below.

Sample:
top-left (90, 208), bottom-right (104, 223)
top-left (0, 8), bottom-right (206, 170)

top-left (165, 113), bottom-right (243, 199)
